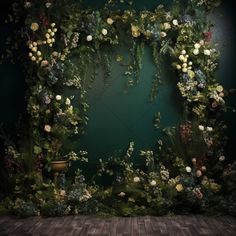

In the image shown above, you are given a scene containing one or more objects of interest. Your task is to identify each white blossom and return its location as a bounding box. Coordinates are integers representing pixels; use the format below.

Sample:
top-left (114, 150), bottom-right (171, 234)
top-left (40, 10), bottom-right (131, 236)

top-left (172, 19), bottom-right (178, 25)
top-left (133, 176), bottom-right (140, 183)
top-left (198, 125), bottom-right (204, 131)
top-left (150, 180), bottom-right (157, 186)
top-left (186, 166), bottom-right (192, 173)
top-left (102, 28), bottom-right (108, 36)
top-left (56, 95), bottom-right (62, 101)
top-left (86, 35), bottom-right (93, 41)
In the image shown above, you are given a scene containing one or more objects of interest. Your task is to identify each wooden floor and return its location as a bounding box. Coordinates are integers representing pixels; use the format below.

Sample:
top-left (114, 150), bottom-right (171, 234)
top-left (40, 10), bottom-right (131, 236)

top-left (0, 215), bottom-right (235, 235)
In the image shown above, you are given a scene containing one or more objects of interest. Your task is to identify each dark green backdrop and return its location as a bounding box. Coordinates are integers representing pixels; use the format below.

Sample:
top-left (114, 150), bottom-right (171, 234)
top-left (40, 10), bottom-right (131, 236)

top-left (0, 0), bottom-right (235, 164)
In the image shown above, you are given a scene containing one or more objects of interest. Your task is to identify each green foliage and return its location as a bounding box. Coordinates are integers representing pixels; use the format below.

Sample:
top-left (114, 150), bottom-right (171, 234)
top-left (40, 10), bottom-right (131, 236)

top-left (41, 200), bottom-right (68, 217)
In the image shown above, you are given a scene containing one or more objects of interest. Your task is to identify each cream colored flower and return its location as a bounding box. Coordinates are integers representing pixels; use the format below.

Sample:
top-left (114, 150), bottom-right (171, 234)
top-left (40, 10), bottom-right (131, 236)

top-left (176, 64), bottom-right (181, 70)
top-left (206, 126), bottom-right (213, 132)
top-left (45, 2), bottom-right (52, 8)
top-left (179, 55), bottom-right (185, 61)
top-left (107, 18), bottom-right (114, 25)
top-left (172, 19), bottom-right (178, 26)
top-left (187, 70), bottom-right (195, 79)
top-left (86, 35), bottom-right (93, 41)
top-left (219, 155), bottom-right (225, 161)
top-left (30, 22), bottom-right (39, 31)
top-left (186, 166), bottom-right (192, 173)
top-left (131, 24), bottom-right (141, 38)
top-left (56, 95), bottom-right (62, 101)
top-left (32, 47), bottom-right (37, 52)
top-left (44, 124), bottom-right (51, 133)
top-left (31, 56), bottom-right (36, 61)
top-left (163, 22), bottom-right (171, 30)
top-left (102, 28), bottom-right (108, 36)
top-left (160, 32), bottom-right (167, 37)
top-left (194, 43), bottom-right (201, 49)
top-left (204, 49), bottom-right (211, 56)
top-left (150, 180), bottom-right (157, 186)
top-left (118, 192), bottom-right (126, 197)
top-left (133, 176), bottom-right (140, 183)
top-left (176, 184), bottom-right (183, 192)
top-left (181, 50), bottom-right (186, 55)
top-left (198, 125), bottom-right (204, 131)
top-left (193, 48), bottom-right (199, 55)
top-left (65, 98), bottom-right (71, 105)
top-left (216, 85), bottom-right (223, 92)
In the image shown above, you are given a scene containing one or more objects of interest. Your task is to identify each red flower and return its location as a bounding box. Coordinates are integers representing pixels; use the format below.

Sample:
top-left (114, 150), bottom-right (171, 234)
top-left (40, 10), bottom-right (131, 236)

top-left (39, 14), bottom-right (49, 27)
top-left (204, 31), bottom-right (212, 42)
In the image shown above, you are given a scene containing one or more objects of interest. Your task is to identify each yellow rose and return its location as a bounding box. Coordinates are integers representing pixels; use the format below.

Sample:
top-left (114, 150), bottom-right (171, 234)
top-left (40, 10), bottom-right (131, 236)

top-left (131, 24), bottom-right (141, 38)
top-left (216, 85), bottom-right (223, 92)
top-left (176, 184), bottom-right (184, 192)
top-left (30, 22), bottom-right (39, 31)
top-left (187, 70), bottom-right (195, 79)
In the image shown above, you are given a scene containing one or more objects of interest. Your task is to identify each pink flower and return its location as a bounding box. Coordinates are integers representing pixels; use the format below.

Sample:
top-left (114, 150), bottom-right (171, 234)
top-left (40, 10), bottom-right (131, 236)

top-left (196, 170), bottom-right (202, 177)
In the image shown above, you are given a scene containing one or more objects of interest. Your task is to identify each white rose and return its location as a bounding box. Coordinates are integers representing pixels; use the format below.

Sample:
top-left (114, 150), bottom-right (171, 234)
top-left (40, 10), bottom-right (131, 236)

top-left (150, 180), bottom-right (157, 186)
top-left (133, 176), bottom-right (140, 183)
top-left (181, 50), bottom-right (186, 55)
top-left (179, 55), bottom-right (185, 61)
top-left (86, 35), bottom-right (93, 41)
top-left (118, 192), bottom-right (126, 197)
top-left (107, 18), bottom-right (114, 25)
top-left (186, 166), bottom-right (192, 173)
top-left (163, 22), bottom-right (171, 30)
top-left (194, 43), bottom-right (201, 49)
top-left (182, 68), bottom-right (188, 73)
top-left (198, 125), bottom-right (204, 131)
top-left (160, 32), bottom-right (167, 37)
top-left (199, 40), bottom-right (204, 46)
top-left (56, 95), bottom-right (62, 101)
top-left (65, 98), bottom-right (71, 105)
top-left (219, 156), bottom-right (225, 161)
top-left (193, 48), bottom-right (199, 55)
top-left (44, 124), bottom-right (51, 133)
top-left (206, 126), bottom-right (213, 132)
top-left (45, 2), bottom-right (52, 8)
top-left (172, 19), bottom-right (178, 26)
top-left (102, 28), bottom-right (108, 36)
top-left (204, 49), bottom-right (211, 56)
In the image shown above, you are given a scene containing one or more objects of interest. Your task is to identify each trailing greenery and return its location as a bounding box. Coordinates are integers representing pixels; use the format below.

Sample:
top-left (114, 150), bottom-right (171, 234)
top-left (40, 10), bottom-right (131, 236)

top-left (1, 0), bottom-right (236, 217)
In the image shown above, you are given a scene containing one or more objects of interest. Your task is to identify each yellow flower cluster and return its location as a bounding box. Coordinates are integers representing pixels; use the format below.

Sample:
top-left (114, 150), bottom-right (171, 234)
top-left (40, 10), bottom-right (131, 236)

top-left (28, 23), bottom-right (57, 64)
top-left (176, 49), bottom-right (195, 79)
top-left (45, 23), bottom-right (57, 47)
